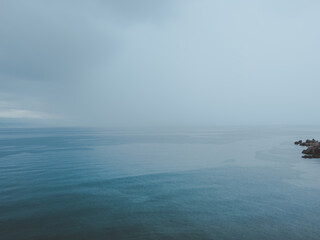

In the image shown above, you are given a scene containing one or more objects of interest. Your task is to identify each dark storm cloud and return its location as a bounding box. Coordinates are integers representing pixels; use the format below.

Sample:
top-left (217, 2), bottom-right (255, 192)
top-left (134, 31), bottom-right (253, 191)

top-left (1, 0), bottom-right (320, 126)
top-left (0, 0), bottom-right (175, 81)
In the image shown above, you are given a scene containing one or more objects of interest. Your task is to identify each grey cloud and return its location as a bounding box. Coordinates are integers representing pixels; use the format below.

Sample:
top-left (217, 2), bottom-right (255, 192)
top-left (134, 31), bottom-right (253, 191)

top-left (0, 0), bottom-right (176, 82)
top-left (1, 0), bottom-right (320, 126)
top-left (100, 0), bottom-right (177, 24)
top-left (0, 1), bottom-right (116, 81)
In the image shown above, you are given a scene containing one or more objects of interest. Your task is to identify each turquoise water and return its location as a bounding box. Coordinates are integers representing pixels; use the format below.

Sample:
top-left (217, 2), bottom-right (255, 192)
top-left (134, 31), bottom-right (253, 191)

top-left (1, 126), bottom-right (320, 239)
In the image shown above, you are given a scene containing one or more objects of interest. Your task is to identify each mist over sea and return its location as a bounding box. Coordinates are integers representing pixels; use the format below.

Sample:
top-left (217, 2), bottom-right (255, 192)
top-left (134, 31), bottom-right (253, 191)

top-left (1, 126), bottom-right (320, 240)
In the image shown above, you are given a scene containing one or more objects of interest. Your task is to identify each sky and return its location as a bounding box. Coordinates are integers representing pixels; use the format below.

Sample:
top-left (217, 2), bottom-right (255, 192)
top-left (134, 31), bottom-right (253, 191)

top-left (0, 0), bottom-right (320, 127)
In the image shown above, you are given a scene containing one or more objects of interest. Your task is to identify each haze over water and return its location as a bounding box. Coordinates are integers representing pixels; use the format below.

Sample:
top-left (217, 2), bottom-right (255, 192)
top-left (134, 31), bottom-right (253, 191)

top-left (1, 1), bottom-right (320, 239)
top-left (1, 126), bottom-right (320, 239)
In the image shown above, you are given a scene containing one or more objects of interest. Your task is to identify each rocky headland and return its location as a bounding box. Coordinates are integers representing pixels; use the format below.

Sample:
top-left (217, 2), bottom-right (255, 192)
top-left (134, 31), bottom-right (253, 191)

top-left (295, 139), bottom-right (320, 158)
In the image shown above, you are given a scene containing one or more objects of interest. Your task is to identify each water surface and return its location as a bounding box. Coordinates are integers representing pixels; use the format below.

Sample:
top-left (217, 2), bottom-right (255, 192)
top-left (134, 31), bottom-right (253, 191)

top-left (1, 126), bottom-right (320, 239)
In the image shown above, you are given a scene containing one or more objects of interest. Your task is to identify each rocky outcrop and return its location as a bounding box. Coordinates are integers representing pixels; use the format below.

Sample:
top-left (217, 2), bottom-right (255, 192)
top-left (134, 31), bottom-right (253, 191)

top-left (295, 139), bottom-right (320, 158)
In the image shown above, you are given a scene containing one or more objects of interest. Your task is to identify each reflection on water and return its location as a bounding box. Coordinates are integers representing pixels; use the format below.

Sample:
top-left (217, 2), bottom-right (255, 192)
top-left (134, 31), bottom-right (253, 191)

top-left (1, 126), bottom-right (320, 239)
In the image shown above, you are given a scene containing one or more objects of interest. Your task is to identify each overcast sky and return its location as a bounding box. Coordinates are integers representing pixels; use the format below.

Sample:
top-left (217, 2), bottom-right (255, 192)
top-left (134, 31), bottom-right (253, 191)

top-left (0, 0), bottom-right (319, 127)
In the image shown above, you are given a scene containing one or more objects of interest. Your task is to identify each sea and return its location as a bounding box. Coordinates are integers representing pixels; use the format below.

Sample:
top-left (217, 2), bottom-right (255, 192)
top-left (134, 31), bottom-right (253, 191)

top-left (1, 126), bottom-right (320, 240)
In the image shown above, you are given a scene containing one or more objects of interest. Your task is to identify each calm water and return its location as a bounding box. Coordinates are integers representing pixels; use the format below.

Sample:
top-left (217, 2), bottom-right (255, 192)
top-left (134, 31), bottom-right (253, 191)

top-left (1, 126), bottom-right (320, 239)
